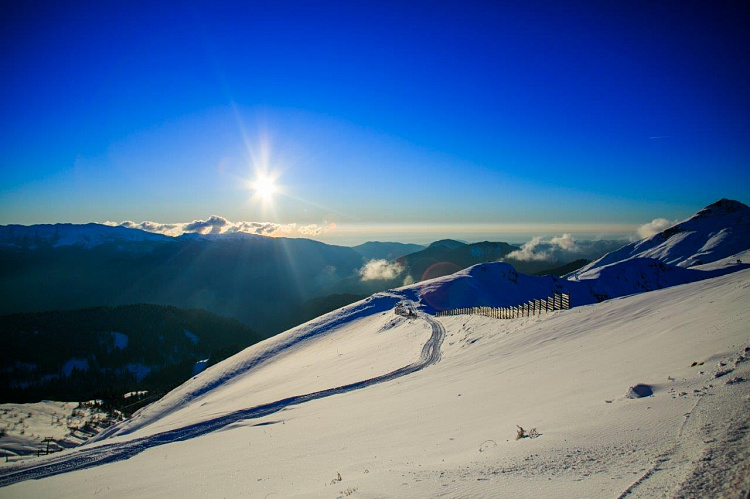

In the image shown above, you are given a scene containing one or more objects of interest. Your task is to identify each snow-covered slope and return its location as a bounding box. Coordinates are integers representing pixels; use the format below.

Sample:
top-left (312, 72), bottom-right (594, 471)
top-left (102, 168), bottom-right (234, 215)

top-left (0, 223), bottom-right (171, 249)
top-left (39, 252), bottom-right (738, 443)
top-left (570, 198), bottom-right (750, 277)
top-left (1, 268), bottom-right (748, 497)
top-left (408, 257), bottom-right (742, 310)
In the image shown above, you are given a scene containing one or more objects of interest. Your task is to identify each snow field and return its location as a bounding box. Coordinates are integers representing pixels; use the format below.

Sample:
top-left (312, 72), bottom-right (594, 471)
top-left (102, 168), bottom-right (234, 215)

top-left (3, 269), bottom-right (748, 497)
top-left (102, 302), bottom-right (431, 440)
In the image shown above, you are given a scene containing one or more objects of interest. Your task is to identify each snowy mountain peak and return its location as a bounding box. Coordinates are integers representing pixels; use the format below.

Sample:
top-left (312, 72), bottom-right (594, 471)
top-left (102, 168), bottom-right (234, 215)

top-left (568, 199), bottom-right (750, 277)
top-left (692, 198), bottom-right (748, 219)
top-left (0, 223), bottom-right (171, 249)
top-left (176, 231), bottom-right (266, 242)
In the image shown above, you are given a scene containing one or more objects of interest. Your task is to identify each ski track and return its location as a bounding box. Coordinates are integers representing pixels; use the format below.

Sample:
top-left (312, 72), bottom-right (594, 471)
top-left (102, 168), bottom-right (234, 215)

top-left (0, 306), bottom-right (445, 488)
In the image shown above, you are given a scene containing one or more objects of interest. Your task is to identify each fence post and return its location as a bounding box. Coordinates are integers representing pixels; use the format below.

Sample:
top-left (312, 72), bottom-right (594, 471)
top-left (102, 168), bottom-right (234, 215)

top-left (562, 293), bottom-right (570, 309)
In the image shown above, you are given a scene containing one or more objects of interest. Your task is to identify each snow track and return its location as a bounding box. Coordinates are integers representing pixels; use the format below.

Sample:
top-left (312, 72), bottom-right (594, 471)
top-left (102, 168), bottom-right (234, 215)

top-left (0, 307), bottom-right (445, 488)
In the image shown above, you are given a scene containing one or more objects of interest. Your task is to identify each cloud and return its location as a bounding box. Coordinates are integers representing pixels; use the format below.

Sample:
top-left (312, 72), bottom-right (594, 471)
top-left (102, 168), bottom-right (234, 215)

top-left (636, 218), bottom-right (674, 239)
top-left (183, 215), bottom-right (230, 235)
top-left (106, 217), bottom-right (327, 238)
top-left (104, 220), bottom-right (184, 237)
top-left (358, 259), bottom-right (405, 281)
top-left (505, 234), bottom-right (626, 263)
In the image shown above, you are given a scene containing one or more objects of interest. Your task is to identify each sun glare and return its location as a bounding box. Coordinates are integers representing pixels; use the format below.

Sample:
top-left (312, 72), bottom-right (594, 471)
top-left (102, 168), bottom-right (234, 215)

top-left (254, 176), bottom-right (276, 201)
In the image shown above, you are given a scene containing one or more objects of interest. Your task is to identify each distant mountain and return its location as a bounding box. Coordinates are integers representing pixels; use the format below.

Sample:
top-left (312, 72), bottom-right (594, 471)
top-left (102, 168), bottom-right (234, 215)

top-left (397, 241), bottom-right (519, 282)
top-left (427, 239), bottom-right (467, 250)
top-left (0, 225), bottom-right (369, 334)
top-left (352, 241), bottom-right (425, 261)
top-left (0, 223), bottom-right (171, 249)
top-left (569, 199), bottom-right (750, 278)
top-left (0, 304), bottom-right (263, 410)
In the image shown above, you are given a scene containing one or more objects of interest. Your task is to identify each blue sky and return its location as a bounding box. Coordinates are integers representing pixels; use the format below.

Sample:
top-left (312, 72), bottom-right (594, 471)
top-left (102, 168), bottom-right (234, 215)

top-left (1, 1), bottom-right (748, 244)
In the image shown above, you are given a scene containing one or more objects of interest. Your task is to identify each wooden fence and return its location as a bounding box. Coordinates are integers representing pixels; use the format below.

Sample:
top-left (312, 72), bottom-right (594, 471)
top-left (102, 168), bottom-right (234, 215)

top-left (435, 293), bottom-right (569, 319)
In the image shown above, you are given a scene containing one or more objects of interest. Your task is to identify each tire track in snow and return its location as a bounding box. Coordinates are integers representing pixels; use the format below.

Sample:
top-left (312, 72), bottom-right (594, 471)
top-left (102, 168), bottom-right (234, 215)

top-left (0, 307), bottom-right (445, 488)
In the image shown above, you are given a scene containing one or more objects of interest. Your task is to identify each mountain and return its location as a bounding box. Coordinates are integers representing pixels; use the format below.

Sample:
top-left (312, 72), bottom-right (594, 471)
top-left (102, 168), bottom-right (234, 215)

top-left (408, 257), bottom-right (742, 311)
top-left (397, 240), bottom-right (519, 282)
top-left (90, 202), bottom-right (750, 443)
top-left (426, 238), bottom-right (467, 250)
top-left (352, 241), bottom-right (425, 261)
top-left (3, 199), bottom-right (748, 494)
top-left (0, 226), bottom-right (370, 334)
top-left (5, 266), bottom-right (748, 495)
top-left (0, 223), bottom-right (171, 249)
top-left (0, 304), bottom-right (263, 410)
top-left (570, 198), bottom-right (750, 278)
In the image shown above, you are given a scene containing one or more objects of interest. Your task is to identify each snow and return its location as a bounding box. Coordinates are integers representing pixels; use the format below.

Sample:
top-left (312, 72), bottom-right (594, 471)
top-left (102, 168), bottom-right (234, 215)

top-left (124, 364), bottom-right (151, 382)
top-left (122, 391), bottom-right (148, 400)
top-left (0, 223), bottom-right (170, 249)
top-left (60, 358), bottom-right (89, 378)
top-left (110, 332), bottom-right (128, 350)
top-left (1, 268), bottom-right (748, 496)
top-left (1, 200), bottom-right (748, 496)
top-left (0, 401), bottom-right (123, 459)
top-left (570, 198), bottom-right (750, 277)
top-left (176, 232), bottom-right (265, 242)
top-left (403, 256), bottom-right (741, 312)
top-left (182, 330), bottom-right (199, 345)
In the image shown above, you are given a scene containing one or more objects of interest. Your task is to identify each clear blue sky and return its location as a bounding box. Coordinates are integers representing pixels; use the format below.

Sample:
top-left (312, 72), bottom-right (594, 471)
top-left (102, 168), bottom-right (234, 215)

top-left (1, 1), bottom-right (748, 244)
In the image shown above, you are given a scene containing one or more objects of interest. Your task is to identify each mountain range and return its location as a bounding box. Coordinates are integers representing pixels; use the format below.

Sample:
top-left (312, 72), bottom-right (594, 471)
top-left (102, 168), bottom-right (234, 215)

top-left (0, 224), bottom-right (613, 334)
top-left (2, 199), bottom-right (747, 495)
top-left (570, 198), bottom-right (750, 277)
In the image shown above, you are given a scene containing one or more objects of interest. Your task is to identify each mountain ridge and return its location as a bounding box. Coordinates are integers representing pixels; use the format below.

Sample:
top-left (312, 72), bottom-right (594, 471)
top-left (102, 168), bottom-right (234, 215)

top-left (569, 198), bottom-right (750, 278)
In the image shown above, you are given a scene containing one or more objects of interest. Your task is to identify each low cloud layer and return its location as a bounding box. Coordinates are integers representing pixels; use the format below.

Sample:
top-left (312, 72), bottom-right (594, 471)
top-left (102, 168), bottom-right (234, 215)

top-left (505, 234), bottom-right (626, 263)
top-left (106, 217), bottom-right (324, 238)
top-left (358, 259), bottom-right (405, 281)
top-left (636, 218), bottom-right (675, 239)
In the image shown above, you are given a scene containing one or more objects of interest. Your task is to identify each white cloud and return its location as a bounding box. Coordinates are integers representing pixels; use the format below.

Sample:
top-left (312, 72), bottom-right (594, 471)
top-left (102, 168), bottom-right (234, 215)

top-left (106, 217), bottom-right (327, 238)
top-left (183, 215), bottom-right (230, 235)
top-left (505, 236), bottom-right (552, 262)
top-left (505, 234), bottom-right (626, 263)
top-left (549, 233), bottom-right (577, 251)
top-left (636, 218), bottom-right (674, 239)
top-left (358, 259), bottom-right (405, 281)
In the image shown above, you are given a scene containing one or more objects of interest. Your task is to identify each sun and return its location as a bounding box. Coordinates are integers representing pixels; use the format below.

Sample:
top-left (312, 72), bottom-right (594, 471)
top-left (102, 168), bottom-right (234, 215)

top-left (253, 175), bottom-right (276, 201)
